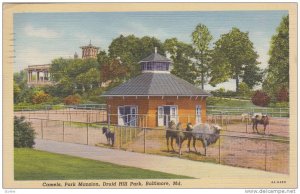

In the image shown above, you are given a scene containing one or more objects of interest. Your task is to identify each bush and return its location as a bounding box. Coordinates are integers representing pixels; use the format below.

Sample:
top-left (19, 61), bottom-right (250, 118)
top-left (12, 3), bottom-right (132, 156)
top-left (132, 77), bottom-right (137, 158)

top-left (251, 90), bottom-right (271, 107)
top-left (276, 87), bottom-right (289, 102)
top-left (63, 94), bottom-right (81, 105)
top-left (14, 116), bottom-right (35, 148)
top-left (32, 90), bottom-right (51, 104)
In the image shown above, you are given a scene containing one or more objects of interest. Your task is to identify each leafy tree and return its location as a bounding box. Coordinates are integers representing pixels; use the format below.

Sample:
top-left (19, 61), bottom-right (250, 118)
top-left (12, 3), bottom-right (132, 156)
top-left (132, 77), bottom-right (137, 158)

top-left (238, 82), bottom-right (252, 98)
top-left (108, 35), bottom-right (140, 79)
top-left (14, 82), bottom-right (21, 103)
top-left (14, 70), bottom-right (27, 88)
top-left (108, 35), bottom-right (164, 79)
top-left (14, 70), bottom-right (31, 103)
top-left (241, 63), bottom-right (263, 89)
top-left (100, 58), bottom-right (128, 85)
top-left (276, 87), bottom-right (289, 102)
top-left (192, 24), bottom-right (213, 89)
top-left (14, 116), bottom-right (35, 148)
top-left (164, 38), bottom-right (197, 84)
top-left (263, 15), bottom-right (289, 97)
top-left (50, 58), bottom-right (100, 96)
top-left (210, 28), bottom-right (261, 92)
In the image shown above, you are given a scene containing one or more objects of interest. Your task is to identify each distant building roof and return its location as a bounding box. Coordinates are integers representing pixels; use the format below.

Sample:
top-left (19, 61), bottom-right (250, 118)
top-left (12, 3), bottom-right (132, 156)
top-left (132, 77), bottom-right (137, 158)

top-left (102, 73), bottom-right (211, 97)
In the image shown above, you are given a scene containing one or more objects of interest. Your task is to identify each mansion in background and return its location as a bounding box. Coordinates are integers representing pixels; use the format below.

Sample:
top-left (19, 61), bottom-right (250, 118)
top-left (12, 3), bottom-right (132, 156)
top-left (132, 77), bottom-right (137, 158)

top-left (26, 41), bottom-right (99, 87)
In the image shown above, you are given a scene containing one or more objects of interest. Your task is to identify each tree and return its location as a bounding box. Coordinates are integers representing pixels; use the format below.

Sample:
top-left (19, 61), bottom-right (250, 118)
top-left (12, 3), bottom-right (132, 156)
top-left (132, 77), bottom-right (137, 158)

top-left (192, 24), bottom-right (213, 89)
top-left (14, 70), bottom-right (27, 88)
top-left (210, 28), bottom-right (262, 92)
top-left (276, 86), bottom-right (289, 102)
top-left (14, 70), bottom-right (31, 103)
top-left (241, 63), bottom-right (263, 89)
top-left (238, 82), bottom-right (251, 98)
top-left (164, 38), bottom-right (197, 84)
top-left (50, 58), bottom-right (100, 96)
top-left (263, 15), bottom-right (289, 98)
top-left (108, 35), bottom-right (164, 79)
top-left (14, 82), bottom-right (21, 103)
top-left (100, 58), bottom-right (128, 85)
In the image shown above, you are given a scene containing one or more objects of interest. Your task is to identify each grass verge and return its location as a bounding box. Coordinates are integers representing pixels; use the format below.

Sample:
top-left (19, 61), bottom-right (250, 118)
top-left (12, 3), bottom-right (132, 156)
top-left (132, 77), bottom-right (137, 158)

top-left (14, 148), bottom-right (191, 180)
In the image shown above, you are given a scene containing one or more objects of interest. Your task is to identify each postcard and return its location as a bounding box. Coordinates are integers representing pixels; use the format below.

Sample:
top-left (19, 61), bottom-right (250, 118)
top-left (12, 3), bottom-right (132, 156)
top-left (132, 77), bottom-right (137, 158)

top-left (2, 2), bottom-right (298, 190)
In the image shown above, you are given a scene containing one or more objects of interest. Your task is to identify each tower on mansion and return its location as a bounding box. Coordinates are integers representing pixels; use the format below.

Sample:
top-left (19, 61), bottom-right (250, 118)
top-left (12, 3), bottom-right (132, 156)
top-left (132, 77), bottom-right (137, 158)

top-left (80, 41), bottom-right (99, 59)
top-left (26, 41), bottom-right (99, 86)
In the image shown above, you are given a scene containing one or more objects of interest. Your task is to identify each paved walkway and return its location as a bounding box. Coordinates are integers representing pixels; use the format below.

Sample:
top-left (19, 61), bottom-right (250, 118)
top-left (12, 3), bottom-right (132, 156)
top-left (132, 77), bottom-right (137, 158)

top-left (34, 138), bottom-right (286, 179)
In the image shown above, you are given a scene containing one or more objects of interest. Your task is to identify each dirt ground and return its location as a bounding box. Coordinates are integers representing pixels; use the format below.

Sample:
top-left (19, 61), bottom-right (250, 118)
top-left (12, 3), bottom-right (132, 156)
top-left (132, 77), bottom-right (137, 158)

top-left (15, 109), bottom-right (289, 174)
top-left (207, 115), bottom-right (289, 137)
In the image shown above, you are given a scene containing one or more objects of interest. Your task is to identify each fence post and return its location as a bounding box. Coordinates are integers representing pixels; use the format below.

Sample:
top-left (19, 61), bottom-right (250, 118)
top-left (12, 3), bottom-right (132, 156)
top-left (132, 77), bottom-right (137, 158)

top-left (219, 136), bottom-right (221, 164)
top-left (86, 123), bottom-right (89, 145)
top-left (279, 108), bottom-right (282, 118)
top-left (125, 127), bottom-right (127, 144)
top-left (120, 127), bottom-right (122, 148)
top-left (41, 119), bottom-right (43, 139)
top-left (246, 116), bottom-right (248, 133)
top-left (265, 138), bottom-right (267, 171)
top-left (129, 127), bottom-right (132, 142)
top-left (221, 113), bottom-right (223, 127)
top-left (62, 121), bottom-right (65, 142)
top-left (143, 128), bottom-right (146, 153)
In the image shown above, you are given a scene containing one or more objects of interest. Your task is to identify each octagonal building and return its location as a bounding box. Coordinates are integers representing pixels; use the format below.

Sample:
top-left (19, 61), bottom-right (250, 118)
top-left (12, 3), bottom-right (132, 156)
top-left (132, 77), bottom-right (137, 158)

top-left (102, 48), bottom-right (211, 127)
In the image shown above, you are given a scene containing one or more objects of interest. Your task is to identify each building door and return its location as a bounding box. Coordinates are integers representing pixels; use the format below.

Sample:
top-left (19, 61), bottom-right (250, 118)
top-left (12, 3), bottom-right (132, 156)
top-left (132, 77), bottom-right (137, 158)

top-left (118, 106), bottom-right (125, 126)
top-left (158, 106), bottom-right (164, 127)
top-left (196, 105), bottom-right (202, 124)
top-left (163, 106), bottom-right (171, 126)
top-left (157, 106), bottom-right (178, 127)
top-left (130, 106), bottom-right (137, 126)
top-left (170, 106), bottom-right (177, 123)
top-left (118, 105), bottom-right (138, 126)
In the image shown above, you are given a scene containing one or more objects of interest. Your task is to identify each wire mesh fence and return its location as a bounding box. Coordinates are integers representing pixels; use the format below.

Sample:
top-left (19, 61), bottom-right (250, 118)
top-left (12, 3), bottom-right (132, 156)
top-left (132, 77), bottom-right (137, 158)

top-left (15, 108), bottom-right (289, 138)
top-left (14, 109), bottom-right (107, 123)
top-left (24, 117), bottom-right (289, 174)
top-left (207, 106), bottom-right (289, 118)
top-left (206, 114), bottom-right (289, 137)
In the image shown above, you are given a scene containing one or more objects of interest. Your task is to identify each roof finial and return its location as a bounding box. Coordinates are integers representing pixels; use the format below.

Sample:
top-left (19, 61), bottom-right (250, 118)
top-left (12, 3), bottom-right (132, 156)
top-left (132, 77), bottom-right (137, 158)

top-left (89, 40), bottom-right (91, 45)
top-left (154, 47), bottom-right (157, 54)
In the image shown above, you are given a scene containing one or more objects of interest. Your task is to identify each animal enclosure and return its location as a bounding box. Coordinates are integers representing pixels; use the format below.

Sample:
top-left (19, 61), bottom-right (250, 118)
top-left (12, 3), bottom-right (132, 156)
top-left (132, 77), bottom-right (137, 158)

top-left (15, 108), bottom-right (289, 174)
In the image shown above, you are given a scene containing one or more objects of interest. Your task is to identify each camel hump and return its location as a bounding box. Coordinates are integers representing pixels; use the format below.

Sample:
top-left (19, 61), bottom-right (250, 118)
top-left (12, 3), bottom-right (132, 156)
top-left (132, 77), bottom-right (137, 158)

top-left (252, 113), bottom-right (262, 119)
top-left (193, 123), bottom-right (213, 134)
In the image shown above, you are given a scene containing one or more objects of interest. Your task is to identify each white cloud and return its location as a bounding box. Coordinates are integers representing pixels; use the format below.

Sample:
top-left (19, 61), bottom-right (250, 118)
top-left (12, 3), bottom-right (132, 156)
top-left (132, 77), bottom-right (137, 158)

top-left (24, 25), bottom-right (61, 38)
top-left (120, 21), bottom-right (169, 40)
top-left (14, 47), bottom-right (72, 72)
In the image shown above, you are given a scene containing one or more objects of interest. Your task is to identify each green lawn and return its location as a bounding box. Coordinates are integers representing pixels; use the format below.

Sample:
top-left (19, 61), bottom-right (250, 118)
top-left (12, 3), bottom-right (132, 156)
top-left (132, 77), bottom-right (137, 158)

top-left (14, 148), bottom-right (191, 180)
top-left (207, 97), bottom-right (257, 107)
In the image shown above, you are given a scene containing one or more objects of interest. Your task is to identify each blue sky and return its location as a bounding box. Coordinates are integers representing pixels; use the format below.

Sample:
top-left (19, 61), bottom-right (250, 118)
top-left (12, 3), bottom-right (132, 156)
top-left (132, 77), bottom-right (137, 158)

top-left (14, 11), bottom-right (288, 90)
